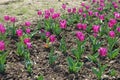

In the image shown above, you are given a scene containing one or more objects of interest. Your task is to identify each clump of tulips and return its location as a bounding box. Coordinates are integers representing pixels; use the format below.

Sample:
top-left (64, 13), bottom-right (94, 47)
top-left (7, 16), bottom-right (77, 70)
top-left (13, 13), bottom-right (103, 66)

top-left (0, 41), bottom-right (7, 73)
top-left (71, 32), bottom-right (86, 60)
top-left (4, 15), bottom-right (17, 37)
top-left (16, 28), bottom-right (32, 73)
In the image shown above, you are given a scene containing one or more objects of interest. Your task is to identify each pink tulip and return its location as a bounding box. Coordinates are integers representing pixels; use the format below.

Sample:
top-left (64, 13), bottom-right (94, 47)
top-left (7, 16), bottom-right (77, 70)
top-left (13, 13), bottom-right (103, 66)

top-left (78, 8), bottom-right (83, 14)
top-left (45, 31), bottom-right (51, 37)
top-left (100, 2), bottom-right (105, 7)
top-left (52, 13), bottom-right (60, 19)
top-left (10, 17), bottom-right (16, 23)
top-left (72, 7), bottom-right (76, 13)
top-left (92, 0), bottom-right (96, 3)
top-left (62, 4), bottom-right (66, 10)
top-left (119, 0), bottom-right (120, 3)
top-left (112, 2), bottom-right (116, 5)
top-left (26, 42), bottom-right (32, 49)
top-left (76, 23), bottom-right (82, 29)
top-left (37, 10), bottom-right (42, 16)
top-left (108, 19), bottom-right (117, 28)
top-left (0, 24), bottom-right (6, 34)
top-left (49, 35), bottom-right (56, 43)
top-left (109, 19), bottom-right (117, 25)
top-left (67, 8), bottom-right (72, 13)
top-left (49, 8), bottom-right (54, 14)
top-left (4, 15), bottom-right (10, 21)
top-left (83, 13), bottom-right (87, 18)
top-left (97, 7), bottom-right (103, 11)
top-left (25, 21), bottom-right (31, 27)
top-left (98, 47), bottom-right (107, 57)
top-left (99, 14), bottom-right (105, 20)
top-left (108, 22), bottom-right (114, 28)
top-left (112, 2), bottom-right (118, 9)
top-left (109, 31), bottom-right (115, 38)
top-left (93, 33), bottom-right (98, 37)
top-left (88, 10), bottom-right (93, 16)
top-left (24, 38), bottom-right (30, 44)
top-left (114, 12), bottom-right (120, 19)
top-left (82, 24), bottom-right (87, 30)
top-left (94, 12), bottom-right (99, 17)
top-left (39, 29), bottom-right (45, 33)
top-left (0, 41), bottom-right (5, 51)
top-left (59, 20), bottom-right (67, 29)
top-left (92, 25), bottom-right (100, 33)
top-left (116, 27), bottom-right (120, 32)
top-left (76, 31), bottom-right (85, 41)
top-left (81, 2), bottom-right (85, 7)
top-left (44, 10), bottom-right (50, 19)
top-left (26, 28), bottom-right (31, 34)
top-left (85, 5), bottom-right (90, 10)
top-left (76, 23), bottom-right (87, 30)
top-left (16, 29), bottom-right (23, 37)
top-left (100, 0), bottom-right (104, 3)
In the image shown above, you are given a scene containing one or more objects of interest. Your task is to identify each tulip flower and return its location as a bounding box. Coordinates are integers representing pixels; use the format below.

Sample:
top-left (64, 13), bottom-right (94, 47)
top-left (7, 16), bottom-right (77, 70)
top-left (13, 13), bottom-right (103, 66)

top-left (109, 31), bottom-right (115, 38)
top-left (52, 13), bottom-right (60, 19)
top-left (112, 3), bottom-right (118, 9)
top-left (26, 28), bottom-right (31, 34)
top-left (116, 27), bottom-right (120, 32)
top-left (92, 0), bottom-right (96, 3)
top-left (25, 21), bottom-right (31, 27)
top-left (83, 13), bottom-right (87, 18)
top-left (24, 38), bottom-right (30, 44)
top-left (81, 2), bottom-right (85, 7)
top-left (26, 42), bottom-right (32, 49)
top-left (78, 8), bottom-right (83, 14)
top-left (0, 24), bottom-right (6, 34)
top-left (100, 2), bottom-right (105, 7)
top-left (76, 32), bottom-right (85, 41)
top-left (98, 47), bottom-right (107, 57)
top-left (45, 31), bottom-right (51, 37)
top-left (4, 15), bottom-right (10, 21)
top-left (44, 10), bottom-right (50, 19)
top-left (67, 8), bottom-right (72, 13)
top-left (72, 7), bottom-right (76, 13)
top-left (49, 35), bottom-right (56, 43)
top-left (108, 19), bottom-right (117, 28)
top-left (76, 23), bottom-right (82, 29)
top-left (94, 12), bottom-right (99, 17)
top-left (37, 10), bottom-right (42, 16)
top-left (92, 25), bottom-right (100, 33)
top-left (62, 4), bottom-right (66, 10)
top-left (114, 12), bottom-right (120, 19)
top-left (97, 7), bottom-right (103, 11)
top-left (59, 19), bottom-right (67, 29)
top-left (10, 16), bottom-right (16, 23)
top-left (99, 14), bottom-right (105, 20)
top-left (49, 8), bottom-right (54, 14)
top-left (0, 41), bottom-right (5, 51)
top-left (16, 29), bottom-right (23, 37)
top-left (76, 23), bottom-right (87, 30)
top-left (88, 10), bottom-right (93, 16)
top-left (85, 5), bottom-right (90, 10)
top-left (93, 33), bottom-right (98, 37)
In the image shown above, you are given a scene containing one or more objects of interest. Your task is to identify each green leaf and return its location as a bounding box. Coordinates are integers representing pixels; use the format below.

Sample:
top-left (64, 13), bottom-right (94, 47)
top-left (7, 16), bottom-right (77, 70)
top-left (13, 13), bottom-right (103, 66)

top-left (67, 57), bottom-right (74, 67)
top-left (111, 49), bottom-right (119, 59)
top-left (92, 67), bottom-right (99, 76)
top-left (37, 75), bottom-right (44, 80)
top-left (49, 48), bottom-right (58, 65)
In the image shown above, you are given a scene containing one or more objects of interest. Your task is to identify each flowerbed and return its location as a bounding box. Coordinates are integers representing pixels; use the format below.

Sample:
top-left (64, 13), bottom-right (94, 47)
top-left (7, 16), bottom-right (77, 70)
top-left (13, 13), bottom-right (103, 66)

top-left (0, 0), bottom-right (120, 80)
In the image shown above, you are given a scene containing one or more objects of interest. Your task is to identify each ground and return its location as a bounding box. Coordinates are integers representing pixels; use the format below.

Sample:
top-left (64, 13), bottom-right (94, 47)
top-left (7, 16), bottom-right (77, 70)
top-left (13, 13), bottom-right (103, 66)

top-left (0, 0), bottom-right (88, 23)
